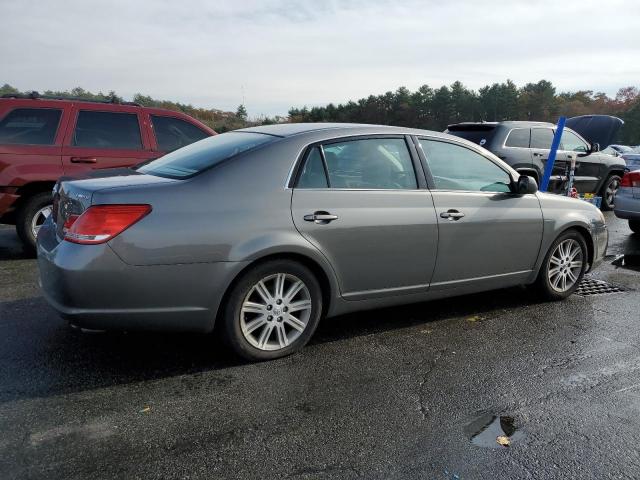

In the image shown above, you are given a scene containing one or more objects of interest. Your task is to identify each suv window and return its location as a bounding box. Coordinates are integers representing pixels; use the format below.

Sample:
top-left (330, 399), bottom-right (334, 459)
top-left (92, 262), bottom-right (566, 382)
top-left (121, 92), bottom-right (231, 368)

top-left (419, 139), bottom-right (511, 192)
top-left (505, 128), bottom-right (530, 148)
top-left (0, 108), bottom-right (62, 145)
top-left (560, 130), bottom-right (588, 153)
top-left (297, 147), bottom-right (328, 188)
top-left (73, 111), bottom-right (142, 149)
top-left (151, 115), bottom-right (208, 152)
top-left (446, 125), bottom-right (496, 147)
top-left (530, 128), bottom-right (554, 149)
top-left (316, 138), bottom-right (416, 189)
top-left (138, 131), bottom-right (274, 179)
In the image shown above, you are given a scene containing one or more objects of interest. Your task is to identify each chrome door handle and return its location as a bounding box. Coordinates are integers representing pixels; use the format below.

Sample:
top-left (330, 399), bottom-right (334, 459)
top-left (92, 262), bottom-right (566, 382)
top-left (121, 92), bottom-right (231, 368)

top-left (440, 210), bottom-right (465, 220)
top-left (304, 212), bottom-right (338, 224)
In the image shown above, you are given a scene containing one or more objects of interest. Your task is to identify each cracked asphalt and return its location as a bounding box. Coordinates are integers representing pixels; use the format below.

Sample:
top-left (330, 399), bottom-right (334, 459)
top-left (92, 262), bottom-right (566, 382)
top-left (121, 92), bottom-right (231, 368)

top-left (1, 212), bottom-right (639, 479)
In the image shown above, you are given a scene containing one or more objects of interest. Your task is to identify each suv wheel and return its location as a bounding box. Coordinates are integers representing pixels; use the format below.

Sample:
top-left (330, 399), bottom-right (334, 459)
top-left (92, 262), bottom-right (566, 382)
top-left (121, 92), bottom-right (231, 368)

top-left (536, 230), bottom-right (588, 300)
top-left (16, 192), bottom-right (53, 254)
top-left (221, 260), bottom-right (323, 361)
top-left (600, 174), bottom-right (621, 211)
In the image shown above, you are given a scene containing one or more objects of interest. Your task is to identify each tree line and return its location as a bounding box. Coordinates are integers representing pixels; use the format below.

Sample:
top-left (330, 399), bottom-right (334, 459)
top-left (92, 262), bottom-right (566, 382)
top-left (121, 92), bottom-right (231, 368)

top-left (2, 80), bottom-right (639, 143)
top-left (289, 80), bottom-right (640, 144)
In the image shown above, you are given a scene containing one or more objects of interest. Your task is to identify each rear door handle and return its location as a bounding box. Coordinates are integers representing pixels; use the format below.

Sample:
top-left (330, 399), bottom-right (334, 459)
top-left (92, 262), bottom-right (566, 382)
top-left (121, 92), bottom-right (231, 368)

top-left (440, 210), bottom-right (465, 220)
top-left (304, 211), bottom-right (338, 224)
top-left (70, 157), bottom-right (97, 164)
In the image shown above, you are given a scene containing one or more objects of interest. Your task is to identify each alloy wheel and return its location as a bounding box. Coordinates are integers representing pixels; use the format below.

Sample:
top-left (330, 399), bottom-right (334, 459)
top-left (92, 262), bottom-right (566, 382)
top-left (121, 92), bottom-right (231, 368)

top-left (31, 204), bottom-right (53, 239)
top-left (547, 239), bottom-right (583, 293)
top-left (605, 177), bottom-right (620, 207)
top-left (240, 273), bottom-right (312, 351)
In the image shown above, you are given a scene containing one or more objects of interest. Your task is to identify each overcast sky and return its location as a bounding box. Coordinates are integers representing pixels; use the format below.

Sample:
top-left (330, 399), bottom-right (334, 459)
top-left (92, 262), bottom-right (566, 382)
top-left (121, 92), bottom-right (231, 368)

top-left (2, 0), bottom-right (639, 117)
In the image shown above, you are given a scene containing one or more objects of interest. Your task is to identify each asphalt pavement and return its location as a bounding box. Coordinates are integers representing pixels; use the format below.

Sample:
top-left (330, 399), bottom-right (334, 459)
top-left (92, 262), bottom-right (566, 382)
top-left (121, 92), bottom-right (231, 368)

top-left (1, 213), bottom-right (639, 480)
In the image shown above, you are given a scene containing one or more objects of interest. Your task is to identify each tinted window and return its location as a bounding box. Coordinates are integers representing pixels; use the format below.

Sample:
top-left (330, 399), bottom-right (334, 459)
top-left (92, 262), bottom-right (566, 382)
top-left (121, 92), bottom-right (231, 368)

top-left (560, 130), bottom-right (588, 152)
top-left (530, 128), bottom-right (554, 149)
top-left (0, 108), bottom-right (61, 145)
top-left (420, 140), bottom-right (511, 192)
top-left (320, 138), bottom-right (417, 189)
top-left (446, 125), bottom-right (496, 147)
top-left (73, 111), bottom-right (142, 149)
top-left (505, 128), bottom-right (530, 148)
top-left (297, 147), bottom-right (328, 188)
top-left (138, 132), bottom-right (274, 179)
top-left (151, 115), bottom-right (209, 152)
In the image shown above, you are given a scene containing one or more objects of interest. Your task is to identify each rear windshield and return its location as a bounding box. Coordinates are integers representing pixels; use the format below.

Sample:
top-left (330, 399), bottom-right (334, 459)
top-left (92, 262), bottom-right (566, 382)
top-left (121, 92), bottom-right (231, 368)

top-left (446, 125), bottom-right (496, 147)
top-left (138, 132), bottom-right (275, 179)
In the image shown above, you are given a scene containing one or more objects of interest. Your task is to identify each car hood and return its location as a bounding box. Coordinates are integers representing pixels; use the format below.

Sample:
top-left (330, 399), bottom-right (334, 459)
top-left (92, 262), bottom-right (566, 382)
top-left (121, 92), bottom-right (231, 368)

top-left (566, 115), bottom-right (624, 149)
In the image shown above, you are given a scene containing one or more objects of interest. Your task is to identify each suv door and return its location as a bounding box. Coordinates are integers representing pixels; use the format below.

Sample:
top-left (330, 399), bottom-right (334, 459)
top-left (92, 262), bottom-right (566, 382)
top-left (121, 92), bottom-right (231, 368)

top-left (416, 137), bottom-right (543, 290)
top-left (291, 136), bottom-right (438, 300)
top-left (530, 127), bottom-right (566, 192)
top-left (61, 104), bottom-right (157, 176)
top-left (559, 129), bottom-right (600, 193)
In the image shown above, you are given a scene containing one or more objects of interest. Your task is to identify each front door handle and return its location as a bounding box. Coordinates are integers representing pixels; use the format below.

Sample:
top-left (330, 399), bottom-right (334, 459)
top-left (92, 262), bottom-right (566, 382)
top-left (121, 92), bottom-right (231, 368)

top-left (70, 157), bottom-right (97, 164)
top-left (304, 211), bottom-right (338, 224)
top-left (440, 210), bottom-right (465, 220)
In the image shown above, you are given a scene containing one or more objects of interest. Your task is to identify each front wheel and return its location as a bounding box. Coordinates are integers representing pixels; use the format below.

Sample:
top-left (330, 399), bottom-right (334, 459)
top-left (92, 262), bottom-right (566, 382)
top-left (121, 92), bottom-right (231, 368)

top-left (536, 230), bottom-right (588, 300)
top-left (220, 260), bottom-right (323, 361)
top-left (600, 174), bottom-right (621, 211)
top-left (16, 192), bottom-right (53, 255)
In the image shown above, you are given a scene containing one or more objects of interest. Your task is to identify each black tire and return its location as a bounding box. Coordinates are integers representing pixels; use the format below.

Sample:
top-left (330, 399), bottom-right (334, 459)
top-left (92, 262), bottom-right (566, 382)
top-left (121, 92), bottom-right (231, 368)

top-left (600, 174), bottom-right (621, 211)
top-left (220, 259), bottom-right (323, 361)
top-left (630, 220), bottom-right (640, 234)
top-left (536, 230), bottom-right (588, 300)
top-left (15, 192), bottom-right (52, 255)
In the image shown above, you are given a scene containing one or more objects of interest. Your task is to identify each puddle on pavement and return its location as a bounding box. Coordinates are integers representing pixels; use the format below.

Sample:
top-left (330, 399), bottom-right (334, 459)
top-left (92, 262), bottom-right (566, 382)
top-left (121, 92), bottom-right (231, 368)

top-left (464, 414), bottom-right (524, 448)
top-left (612, 254), bottom-right (640, 272)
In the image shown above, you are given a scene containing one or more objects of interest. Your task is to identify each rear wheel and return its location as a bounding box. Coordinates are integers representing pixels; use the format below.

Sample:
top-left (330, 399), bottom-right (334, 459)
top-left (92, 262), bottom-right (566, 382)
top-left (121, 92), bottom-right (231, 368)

top-left (220, 260), bottom-right (323, 361)
top-left (600, 174), bottom-right (621, 211)
top-left (16, 192), bottom-right (53, 255)
top-left (630, 220), bottom-right (640, 234)
top-left (536, 230), bottom-right (588, 300)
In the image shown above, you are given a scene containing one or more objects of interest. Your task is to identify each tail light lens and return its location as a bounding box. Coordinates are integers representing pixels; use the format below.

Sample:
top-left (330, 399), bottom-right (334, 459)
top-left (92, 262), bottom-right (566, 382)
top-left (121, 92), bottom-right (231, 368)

top-left (64, 204), bottom-right (151, 244)
top-left (620, 171), bottom-right (640, 188)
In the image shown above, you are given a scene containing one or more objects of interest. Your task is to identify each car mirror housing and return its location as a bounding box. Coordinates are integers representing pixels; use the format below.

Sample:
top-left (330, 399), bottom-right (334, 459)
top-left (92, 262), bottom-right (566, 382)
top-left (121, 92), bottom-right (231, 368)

top-left (515, 175), bottom-right (538, 195)
top-left (580, 142), bottom-right (600, 157)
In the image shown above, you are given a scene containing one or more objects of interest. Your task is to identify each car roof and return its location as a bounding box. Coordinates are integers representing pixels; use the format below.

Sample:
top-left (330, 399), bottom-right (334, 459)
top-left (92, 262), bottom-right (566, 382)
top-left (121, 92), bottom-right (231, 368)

top-left (447, 120), bottom-right (554, 129)
top-left (237, 122), bottom-right (452, 139)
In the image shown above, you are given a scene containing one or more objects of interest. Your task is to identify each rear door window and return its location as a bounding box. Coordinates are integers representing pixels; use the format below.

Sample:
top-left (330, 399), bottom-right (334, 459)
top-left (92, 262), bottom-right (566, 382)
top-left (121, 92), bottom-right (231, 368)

top-left (505, 128), bottom-right (530, 148)
top-left (0, 108), bottom-right (62, 145)
top-left (530, 128), bottom-right (554, 149)
top-left (320, 138), bottom-right (417, 189)
top-left (73, 111), bottom-right (142, 149)
top-left (151, 115), bottom-right (209, 152)
top-left (297, 147), bottom-right (329, 188)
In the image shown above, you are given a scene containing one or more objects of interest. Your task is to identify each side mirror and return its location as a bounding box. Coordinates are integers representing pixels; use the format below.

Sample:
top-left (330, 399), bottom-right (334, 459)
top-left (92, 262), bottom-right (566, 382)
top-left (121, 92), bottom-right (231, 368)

top-left (515, 175), bottom-right (538, 194)
top-left (579, 142), bottom-right (600, 157)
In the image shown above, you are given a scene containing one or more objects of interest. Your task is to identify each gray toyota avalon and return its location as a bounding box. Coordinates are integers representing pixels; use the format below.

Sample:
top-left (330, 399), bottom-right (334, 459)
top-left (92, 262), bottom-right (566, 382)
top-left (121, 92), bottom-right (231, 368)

top-left (37, 123), bottom-right (608, 360)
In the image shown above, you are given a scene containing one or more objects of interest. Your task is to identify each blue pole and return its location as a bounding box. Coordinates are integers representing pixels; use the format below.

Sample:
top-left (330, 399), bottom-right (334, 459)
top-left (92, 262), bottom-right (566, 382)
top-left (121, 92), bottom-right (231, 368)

top-left (540, 116), bottom-right (565, 192)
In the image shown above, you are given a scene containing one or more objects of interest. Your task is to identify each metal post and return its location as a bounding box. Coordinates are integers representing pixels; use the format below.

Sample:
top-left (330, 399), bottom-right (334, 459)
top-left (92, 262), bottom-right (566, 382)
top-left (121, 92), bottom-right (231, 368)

top-left (540, 116), bottom-right (566, 192)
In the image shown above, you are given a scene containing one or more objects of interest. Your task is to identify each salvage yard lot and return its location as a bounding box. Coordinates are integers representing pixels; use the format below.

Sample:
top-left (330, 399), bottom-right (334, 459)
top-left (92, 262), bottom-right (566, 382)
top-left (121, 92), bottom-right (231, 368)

top-left (1, 214), bottom-right (639, 480)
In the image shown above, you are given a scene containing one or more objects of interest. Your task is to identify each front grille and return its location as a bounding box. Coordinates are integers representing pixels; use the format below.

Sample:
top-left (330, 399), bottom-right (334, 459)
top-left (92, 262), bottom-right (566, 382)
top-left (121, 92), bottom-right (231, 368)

top-left (575, 278), bottom-right (626, 296)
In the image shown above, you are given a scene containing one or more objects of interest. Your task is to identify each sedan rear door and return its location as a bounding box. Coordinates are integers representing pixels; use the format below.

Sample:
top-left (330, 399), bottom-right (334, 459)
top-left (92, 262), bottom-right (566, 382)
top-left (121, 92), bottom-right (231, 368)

top-left (416, 137), bottom-right (543, 290)
top-left (290, 135), bottom-right (438, 300)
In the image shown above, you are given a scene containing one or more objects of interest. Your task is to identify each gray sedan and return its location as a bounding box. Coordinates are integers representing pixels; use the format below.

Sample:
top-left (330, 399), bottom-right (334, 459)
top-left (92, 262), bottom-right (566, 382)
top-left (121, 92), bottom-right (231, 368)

top-left (37, 124), bottom-right (608, 360)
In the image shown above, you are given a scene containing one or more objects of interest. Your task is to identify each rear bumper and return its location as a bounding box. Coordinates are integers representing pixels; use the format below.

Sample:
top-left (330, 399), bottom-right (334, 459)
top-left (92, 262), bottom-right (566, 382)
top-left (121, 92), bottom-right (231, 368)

top-left (614, 188), bottom-right (640, 220)
top-left (37, 219), bottom-right (248, 333)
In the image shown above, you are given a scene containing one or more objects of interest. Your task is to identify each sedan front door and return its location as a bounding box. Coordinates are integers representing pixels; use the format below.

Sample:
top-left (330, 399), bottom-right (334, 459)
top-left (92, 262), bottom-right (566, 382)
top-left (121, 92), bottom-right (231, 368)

top-left (291, 136), bottom-right (438, 300)
top-left (416, 138), bottom-right (543, 290)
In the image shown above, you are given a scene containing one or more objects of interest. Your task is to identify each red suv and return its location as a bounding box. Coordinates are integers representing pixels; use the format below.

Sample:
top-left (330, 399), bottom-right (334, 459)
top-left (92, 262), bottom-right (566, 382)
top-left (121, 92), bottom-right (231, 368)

top-left (0, 93), bottom-right (215, 252)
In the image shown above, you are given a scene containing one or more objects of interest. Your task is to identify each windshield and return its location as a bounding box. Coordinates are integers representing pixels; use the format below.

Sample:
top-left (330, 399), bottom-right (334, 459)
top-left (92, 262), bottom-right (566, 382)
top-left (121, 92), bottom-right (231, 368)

top-left (139, 132), bottom-right (275, 179)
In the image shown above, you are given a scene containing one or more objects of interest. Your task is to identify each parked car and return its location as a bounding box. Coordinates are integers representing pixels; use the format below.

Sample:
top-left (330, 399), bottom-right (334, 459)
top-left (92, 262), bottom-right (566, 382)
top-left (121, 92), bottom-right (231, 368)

top-left (445, 119), bottom-right (626, 210)
top-left (614, 169), bottom-right (640, 234)
top-left (0, 93), bottom-right (215, 252)
top-left (37, 123), bottom-right (607, 361)
top-left (601, 144), bottom-right (640, 171)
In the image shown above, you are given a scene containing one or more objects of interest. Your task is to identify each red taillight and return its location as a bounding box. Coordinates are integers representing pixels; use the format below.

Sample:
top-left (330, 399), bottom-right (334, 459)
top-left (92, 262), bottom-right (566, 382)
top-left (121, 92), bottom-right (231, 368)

top-left (64, 204), bottom-right (151, 244)
top-left (620, 171), bottom-right (640, 188)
